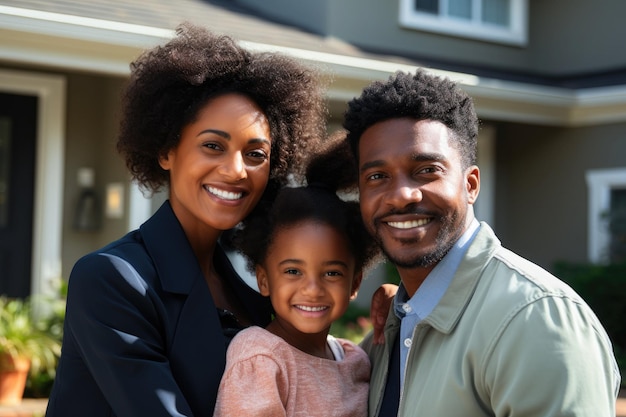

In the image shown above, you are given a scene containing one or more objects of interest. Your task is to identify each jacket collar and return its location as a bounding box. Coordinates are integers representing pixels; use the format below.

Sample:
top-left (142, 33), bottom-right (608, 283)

top-left (384, 222), bottom-right (502, 337)
top-left (424, 222), bottom-right (501, 334)
top-left (139, 200), bottom-right (205, 294)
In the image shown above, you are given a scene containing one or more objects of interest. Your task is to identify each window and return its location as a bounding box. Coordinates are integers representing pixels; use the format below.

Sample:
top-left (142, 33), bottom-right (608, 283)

top-left (608, 188), bottom-right (626, 263)
top-left (399, 0), bottom-right (528, 46)
top-left (586, 168), bottom-right (626, 264)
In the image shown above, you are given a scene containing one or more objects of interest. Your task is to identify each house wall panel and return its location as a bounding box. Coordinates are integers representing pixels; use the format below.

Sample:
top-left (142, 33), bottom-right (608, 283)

top-left (242, 0), bottom-right (626, 79)
top-left (494, 121), bottom-right (626, 272)
top-left (61, 72), bottom-right (127, 280)
top-left (529, 1), bottom-right (626, 75)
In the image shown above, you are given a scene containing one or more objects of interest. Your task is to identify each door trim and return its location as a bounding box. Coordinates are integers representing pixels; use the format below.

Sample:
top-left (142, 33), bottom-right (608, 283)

top-left (0, 69), bottom-right (66, 297)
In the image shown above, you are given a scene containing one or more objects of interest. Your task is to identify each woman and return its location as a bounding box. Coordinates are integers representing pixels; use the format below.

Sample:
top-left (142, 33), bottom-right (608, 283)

top-left (45, 23), bottom-right (326, 417)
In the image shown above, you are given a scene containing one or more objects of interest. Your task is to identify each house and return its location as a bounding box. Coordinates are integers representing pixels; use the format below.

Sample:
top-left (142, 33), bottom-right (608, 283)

top-left (1, 0), bottom-right (625, 301)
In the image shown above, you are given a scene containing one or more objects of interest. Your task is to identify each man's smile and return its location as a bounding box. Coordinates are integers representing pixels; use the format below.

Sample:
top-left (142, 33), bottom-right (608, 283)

top-left (386, 218), bottom-right (432, 229)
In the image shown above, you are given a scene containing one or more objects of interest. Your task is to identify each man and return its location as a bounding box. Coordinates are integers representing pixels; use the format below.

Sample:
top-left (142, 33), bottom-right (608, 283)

top-left (345, 70), bottom-right (620, 416)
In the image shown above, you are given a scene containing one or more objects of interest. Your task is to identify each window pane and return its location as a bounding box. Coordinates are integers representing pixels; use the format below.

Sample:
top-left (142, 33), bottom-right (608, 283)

top-left (609, 188), bottom-right (626, 263)
top-left (482, 0), bottom-right (510, 26)
top-left (414, 0), bottom-right (439, 14)
top-left (449, 0), bottom-right (472, 19)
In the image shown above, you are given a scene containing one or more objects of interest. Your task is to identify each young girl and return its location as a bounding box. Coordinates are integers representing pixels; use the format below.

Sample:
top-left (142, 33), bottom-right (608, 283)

top-left (213, 135), bottom-right (381, 417)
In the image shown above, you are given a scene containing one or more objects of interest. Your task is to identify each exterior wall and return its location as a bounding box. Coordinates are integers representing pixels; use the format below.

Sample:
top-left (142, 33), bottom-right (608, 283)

top-left (529, 1), bottom-right (626, 75)
top-left (291, 0), bottom-right (533, 73)
top-left (237, 0), bottom-right (330, 34)
top-left (493, 120), bottom-right (626, 272)
top-left (61, 72), bottom-right (128, 280)
top-left (241, 0), bottom-right (626, 78)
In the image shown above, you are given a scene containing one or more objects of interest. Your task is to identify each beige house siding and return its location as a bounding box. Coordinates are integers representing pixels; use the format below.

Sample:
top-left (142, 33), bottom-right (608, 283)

top-left (494, 121), bottom-right (626, 271)
top-left (239, 0), bottom-right (626, 78)
top-left (60, 72), bottom-right (128, 280)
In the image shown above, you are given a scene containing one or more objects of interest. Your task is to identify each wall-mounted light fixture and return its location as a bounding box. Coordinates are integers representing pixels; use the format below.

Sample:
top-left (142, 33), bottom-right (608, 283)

top-left (73, 167), bottom-right (101, 231)
top-left (105, 182), bottom-right (124, 219)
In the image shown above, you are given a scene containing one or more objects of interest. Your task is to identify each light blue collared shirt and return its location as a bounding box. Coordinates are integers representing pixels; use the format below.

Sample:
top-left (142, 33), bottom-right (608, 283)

top-left (393, 219), bottom-right (480, 387)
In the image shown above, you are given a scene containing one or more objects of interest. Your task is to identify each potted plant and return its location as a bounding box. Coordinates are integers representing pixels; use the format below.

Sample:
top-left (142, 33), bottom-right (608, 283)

top-left (0, 295), bottom-right (62, 405)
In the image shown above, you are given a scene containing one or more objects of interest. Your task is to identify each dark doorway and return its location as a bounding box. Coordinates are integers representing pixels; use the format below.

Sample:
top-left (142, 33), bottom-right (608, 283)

top-left (0, 92), bottom-right (37, 298)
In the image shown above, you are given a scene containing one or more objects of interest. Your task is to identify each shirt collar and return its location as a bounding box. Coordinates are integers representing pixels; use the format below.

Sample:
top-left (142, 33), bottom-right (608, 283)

top-left (393, 219), bottom-right (481, 319)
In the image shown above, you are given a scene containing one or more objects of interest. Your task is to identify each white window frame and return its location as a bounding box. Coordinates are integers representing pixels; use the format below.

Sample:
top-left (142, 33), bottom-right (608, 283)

top-left (399, 0), bottom-right (528, 46)
top-left (585, 167), bottom-right (626, 264)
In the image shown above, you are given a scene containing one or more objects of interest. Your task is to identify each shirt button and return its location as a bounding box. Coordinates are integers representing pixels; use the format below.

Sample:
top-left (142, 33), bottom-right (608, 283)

top-left (403, 338), bottom-right (412, 348)
top-left (402, 303), bottom-right (412, 313)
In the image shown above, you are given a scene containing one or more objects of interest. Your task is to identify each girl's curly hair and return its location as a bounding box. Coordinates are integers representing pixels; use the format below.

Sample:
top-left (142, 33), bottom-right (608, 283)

top-left (233, 130), bottom-right (381, 276)
top-left (343, 70), bottom-right (478, 168)
top-left (117, 22), bottom-right (327, 194)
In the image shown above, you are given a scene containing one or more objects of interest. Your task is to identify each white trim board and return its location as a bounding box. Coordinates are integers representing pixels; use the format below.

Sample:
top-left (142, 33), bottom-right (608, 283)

top-left (585, 167), bottom-right (626, 264)
top-left (0, 68), bottom-right (66, 298)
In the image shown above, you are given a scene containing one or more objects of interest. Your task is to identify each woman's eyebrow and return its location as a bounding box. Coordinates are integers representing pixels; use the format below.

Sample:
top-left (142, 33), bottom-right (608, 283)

top-left (198, 129), bottom-right (230, 139)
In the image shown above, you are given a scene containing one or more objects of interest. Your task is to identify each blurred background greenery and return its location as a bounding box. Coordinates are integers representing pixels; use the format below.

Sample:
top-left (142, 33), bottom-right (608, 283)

top-left (554, 261), bottom-right (626, 388)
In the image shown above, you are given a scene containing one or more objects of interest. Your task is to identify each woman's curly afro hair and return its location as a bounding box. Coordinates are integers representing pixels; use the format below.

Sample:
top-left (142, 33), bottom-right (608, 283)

top-left (343, 69), bottom-right (478, 168)
top-left (117, 22), bottom-right (327, 193)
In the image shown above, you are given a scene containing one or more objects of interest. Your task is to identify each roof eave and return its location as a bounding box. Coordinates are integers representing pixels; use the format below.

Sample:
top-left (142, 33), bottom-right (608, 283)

top-left (2, 5), bottom-right (625, 127)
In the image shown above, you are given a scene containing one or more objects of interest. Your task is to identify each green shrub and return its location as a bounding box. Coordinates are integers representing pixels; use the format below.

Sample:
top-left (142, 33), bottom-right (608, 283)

top-left (24, 280), bottom-right (67, 398)
top-left (330, 304), bottom-right (373, 345)
top-left (554, 261), bottom-right (626, 385)
top-left (0, 296), bottom-right (61, 375)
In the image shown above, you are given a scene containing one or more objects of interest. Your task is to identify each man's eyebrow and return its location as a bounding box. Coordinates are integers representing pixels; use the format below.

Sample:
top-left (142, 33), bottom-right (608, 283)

top-left (360, 159), bottom-right (385, 174)
top-left (411, 152), bottom-right (446, 162)
top-left (359, 152), bottom-right (447, 173)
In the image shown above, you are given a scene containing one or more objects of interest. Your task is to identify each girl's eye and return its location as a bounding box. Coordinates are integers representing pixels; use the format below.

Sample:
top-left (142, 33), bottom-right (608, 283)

top-left (325, 271), bottom-right (343, 280)
top-left (284, 268), bottom-right (300, 275)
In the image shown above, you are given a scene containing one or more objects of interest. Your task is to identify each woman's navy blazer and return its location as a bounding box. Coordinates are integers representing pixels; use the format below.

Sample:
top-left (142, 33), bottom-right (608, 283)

top-left (45, 201), bottom-right (272, 417)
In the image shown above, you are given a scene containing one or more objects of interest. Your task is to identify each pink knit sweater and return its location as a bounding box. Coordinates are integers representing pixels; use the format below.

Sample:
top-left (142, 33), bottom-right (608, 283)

top-left (213, 326), bottom-right (370, 417)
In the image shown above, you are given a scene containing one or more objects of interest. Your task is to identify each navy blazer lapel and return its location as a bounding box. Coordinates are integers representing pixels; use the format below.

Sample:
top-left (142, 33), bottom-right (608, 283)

top-left (140, 201), bottom-right (225, 414)
top-left (170, 275), bottom-right (224, 415)
top-left (140, 201), bottom-right (199, 295)
top-left (138, 201), bottom-right (272, 415)
top-left (143, 201), bottom-right (272, 321)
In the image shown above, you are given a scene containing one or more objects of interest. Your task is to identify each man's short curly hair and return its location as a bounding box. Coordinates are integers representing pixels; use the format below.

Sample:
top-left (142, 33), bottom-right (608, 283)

top-left (117, 22), bottom-right (327, 193)
top-left (343, 70), bottom-right (478, 168)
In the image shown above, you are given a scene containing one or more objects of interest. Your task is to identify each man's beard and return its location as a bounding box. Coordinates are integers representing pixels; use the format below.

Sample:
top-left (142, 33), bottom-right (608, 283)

top-left (375, 211), bottom-right (463, 269)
